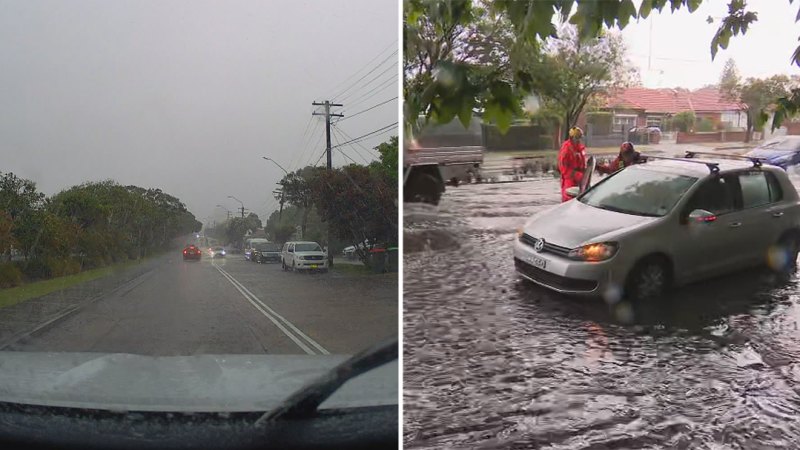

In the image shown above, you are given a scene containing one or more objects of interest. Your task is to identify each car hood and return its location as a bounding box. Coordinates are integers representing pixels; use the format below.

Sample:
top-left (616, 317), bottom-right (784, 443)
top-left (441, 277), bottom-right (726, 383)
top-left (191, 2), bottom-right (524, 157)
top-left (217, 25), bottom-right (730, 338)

top-left (295, 251), bottom-right (325, 257)
top-left (0, 352), bottom-right (397, 413)
top-left (524, 200), bottom-right (658, 248)
top-left (746, 148), bottom-right (793, 160)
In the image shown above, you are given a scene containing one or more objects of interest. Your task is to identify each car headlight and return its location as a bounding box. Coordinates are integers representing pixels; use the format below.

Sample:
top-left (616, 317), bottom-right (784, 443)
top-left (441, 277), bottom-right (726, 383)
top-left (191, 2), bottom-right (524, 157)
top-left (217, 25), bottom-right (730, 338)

top-left (568, 242), bottom-right (619, 262)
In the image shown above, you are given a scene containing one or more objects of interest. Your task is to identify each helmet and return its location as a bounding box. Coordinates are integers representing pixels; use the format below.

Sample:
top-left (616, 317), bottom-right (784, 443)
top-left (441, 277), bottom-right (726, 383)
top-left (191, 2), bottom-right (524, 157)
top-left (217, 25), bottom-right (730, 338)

top-left (568, 127), bottom-right (584, 139)
top-left (620, 141), bottom-right (634, 153)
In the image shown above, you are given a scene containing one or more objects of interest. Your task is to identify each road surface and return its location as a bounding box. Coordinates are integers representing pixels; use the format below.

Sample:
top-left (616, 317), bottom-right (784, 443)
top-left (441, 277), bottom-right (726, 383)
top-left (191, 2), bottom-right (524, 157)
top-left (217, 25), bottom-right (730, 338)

top-left (4, 253), bottom-right (396, 356)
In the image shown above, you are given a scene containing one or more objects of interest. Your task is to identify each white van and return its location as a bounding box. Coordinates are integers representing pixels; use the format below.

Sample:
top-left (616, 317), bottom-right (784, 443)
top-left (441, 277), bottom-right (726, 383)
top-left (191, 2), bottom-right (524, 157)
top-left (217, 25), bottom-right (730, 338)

top-left (244, 238), bottom-right (270, 261)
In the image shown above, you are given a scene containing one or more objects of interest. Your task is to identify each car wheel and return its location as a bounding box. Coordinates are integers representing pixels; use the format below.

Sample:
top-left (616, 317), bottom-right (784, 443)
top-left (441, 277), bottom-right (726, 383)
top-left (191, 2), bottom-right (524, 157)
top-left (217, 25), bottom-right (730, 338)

top-left (775, 232), bottom-right (800, 273)
top-left (626, 257), bottom-right (670, 302)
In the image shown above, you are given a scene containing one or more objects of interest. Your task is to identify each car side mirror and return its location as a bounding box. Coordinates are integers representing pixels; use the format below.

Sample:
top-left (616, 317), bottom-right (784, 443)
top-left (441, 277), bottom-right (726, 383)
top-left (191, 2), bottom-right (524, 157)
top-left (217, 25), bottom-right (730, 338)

top-left (565, 186), bottom-right (580, 198)
top-left (688, 209), bottom-right (717, 224)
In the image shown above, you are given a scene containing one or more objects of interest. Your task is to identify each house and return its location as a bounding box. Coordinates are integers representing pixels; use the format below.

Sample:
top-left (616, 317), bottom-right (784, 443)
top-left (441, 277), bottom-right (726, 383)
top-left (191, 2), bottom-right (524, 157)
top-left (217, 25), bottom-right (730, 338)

top-left (597, 87), bottom-right (747, 133)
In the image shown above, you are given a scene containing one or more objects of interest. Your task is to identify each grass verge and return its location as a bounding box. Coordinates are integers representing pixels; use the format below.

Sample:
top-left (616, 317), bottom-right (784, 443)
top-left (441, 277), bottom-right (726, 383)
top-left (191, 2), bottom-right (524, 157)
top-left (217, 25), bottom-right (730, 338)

top-left (0, 258), bottom-right (147, 309)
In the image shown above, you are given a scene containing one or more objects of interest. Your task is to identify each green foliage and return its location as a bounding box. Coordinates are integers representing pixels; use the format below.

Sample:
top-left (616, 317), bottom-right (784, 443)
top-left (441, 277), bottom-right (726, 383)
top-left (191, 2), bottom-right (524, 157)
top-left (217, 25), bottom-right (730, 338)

top-left (719, 58), bottom-right (741, 101)
top-left (696, 117), bottom-right (715, 132)
top-left (406, 0), bottom-right (800, 132)
top-left (0, 263), bottom-right (22, 288)
top-left (672, 111), bottom-right (696, 132)
top-left (739, 75), bottom-right (792, 131)
top-left (369, 136), bottom-right (399, 186)
top-left (0, 172), bottom-right (200, 285)
top-left (312, 166), bottom-right (397, 265)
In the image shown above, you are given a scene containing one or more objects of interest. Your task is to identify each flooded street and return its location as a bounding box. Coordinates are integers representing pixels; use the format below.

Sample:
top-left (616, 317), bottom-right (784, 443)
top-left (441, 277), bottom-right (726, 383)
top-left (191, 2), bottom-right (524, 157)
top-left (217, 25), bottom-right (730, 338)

top-left (404, 172), bottom-right (800, 449)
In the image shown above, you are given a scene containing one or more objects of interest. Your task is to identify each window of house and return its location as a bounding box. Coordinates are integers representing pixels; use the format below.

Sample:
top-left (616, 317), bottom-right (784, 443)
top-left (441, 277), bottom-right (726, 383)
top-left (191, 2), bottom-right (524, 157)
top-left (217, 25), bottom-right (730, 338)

top-left (646, 116), bottom-right (662, 127)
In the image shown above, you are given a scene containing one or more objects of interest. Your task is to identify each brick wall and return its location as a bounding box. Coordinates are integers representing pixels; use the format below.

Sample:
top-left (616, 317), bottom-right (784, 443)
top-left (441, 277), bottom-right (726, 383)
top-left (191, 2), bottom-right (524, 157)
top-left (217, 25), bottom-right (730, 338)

top-left (786, 122), bottom-right (800, 135)
top-left (676, 131), bottom-right (747, 143)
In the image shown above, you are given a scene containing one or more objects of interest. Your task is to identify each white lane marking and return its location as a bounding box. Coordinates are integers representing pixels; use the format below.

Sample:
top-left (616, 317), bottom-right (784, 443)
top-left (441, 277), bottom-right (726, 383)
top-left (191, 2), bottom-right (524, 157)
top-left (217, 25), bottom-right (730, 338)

top-left (213, 265), bottom-right (315, 355)
top-left (215, 263), bottom-right (329, 355)
top-left (213, 263), bottom-right (329, 355)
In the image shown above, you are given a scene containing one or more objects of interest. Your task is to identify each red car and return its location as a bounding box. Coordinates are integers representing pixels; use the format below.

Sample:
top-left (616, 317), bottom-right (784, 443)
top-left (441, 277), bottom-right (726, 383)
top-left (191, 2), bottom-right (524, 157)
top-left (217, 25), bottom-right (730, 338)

top-left (182, 245), bottom-right (202, 261)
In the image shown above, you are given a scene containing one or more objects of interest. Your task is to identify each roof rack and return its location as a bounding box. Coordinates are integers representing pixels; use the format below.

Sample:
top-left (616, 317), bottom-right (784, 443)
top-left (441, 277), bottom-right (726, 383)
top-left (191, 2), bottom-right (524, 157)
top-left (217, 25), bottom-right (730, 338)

top-left (639, 154), bottom-right (720, 174)
top-left (683, 151), bottom-right (765, 168)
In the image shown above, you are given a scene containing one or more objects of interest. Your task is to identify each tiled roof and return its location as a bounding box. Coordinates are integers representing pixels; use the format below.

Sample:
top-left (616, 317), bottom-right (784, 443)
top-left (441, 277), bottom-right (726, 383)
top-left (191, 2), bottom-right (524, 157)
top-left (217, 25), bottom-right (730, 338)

top-left (604, 87), bottom-right (746, 113)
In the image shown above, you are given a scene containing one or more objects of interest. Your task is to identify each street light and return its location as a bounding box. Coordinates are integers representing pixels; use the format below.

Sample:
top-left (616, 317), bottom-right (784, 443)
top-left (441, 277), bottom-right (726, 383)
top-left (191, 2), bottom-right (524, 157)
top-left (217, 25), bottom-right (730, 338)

top-left (262, 156), bottom-right (289, 175)
top-left (227, 195), bottom-right (244, 218)
top-left (262, 157), bottom-right (288, 221)
top-left (216, 204), bottom-right (232, 220)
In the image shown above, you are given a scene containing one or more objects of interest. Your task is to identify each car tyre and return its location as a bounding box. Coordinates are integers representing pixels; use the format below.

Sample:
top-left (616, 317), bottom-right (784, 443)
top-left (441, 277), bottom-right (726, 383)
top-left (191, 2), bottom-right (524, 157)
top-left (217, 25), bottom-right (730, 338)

top-left (776, 232), bottom-right (800, 273)
top-left (626, 256), bottom-right (670, 302)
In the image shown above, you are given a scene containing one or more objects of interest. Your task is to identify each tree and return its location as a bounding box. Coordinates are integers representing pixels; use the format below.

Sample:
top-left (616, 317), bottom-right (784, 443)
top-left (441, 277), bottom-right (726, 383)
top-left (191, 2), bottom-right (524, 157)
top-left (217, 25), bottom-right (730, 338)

top-left (407, 0), bottom-right (800, 132)
top-left (740, 75), bottom-right (792, 138)
top-left (719, 58), bottom-right (741, 101)
top-left (404, 0), bottom-right (529, 135)
top-left (312, 165), bottom-right (397, 265)
top-left (369, 136), bottom-right (399, 186)
top-left (672, 111), bottom-right (696, 132)
top-left (519, 24), bottom-right (634, 139)
top-left (280, 166), bottom-right (321, 238)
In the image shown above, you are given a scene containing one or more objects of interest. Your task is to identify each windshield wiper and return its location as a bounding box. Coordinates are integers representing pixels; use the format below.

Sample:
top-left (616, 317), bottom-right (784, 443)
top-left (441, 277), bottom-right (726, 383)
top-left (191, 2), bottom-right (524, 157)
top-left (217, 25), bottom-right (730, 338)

top-left (596, 203), bottom-right (659, 217)
top-left (254, 336), bottom-right (397, 426)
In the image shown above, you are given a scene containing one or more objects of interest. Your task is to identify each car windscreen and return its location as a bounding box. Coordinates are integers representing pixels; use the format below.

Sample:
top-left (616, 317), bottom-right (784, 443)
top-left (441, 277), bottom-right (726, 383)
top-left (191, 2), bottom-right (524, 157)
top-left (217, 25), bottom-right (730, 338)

top-left (295, 243), bottom-right (322, 252)
top-left (255, 243), bottom-right (279, 252)
top-left (580, 168), bottom-right (698, 217)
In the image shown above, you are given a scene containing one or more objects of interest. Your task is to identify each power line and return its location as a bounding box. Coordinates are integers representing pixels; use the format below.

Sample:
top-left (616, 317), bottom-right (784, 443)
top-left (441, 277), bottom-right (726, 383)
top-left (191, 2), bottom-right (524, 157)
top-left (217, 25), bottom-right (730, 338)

top-left (339, 96), bottom-right (398, 123)
top-left (332, 50), bottom-right (398, 101)
top-left (324, 40), bottom-right (397, 98)
top-left (337, 62), bottom-right (398, 103)
top-left (331, 125), bottom-right (379, 157)
top-left (287, 117), bottom-right (321, 174)
top-left (331, 125), bottom-right (370, 164)
top-left (344, 75), bottom-right (399, 109)
top-left (331, 123), bottom-right (398, 149)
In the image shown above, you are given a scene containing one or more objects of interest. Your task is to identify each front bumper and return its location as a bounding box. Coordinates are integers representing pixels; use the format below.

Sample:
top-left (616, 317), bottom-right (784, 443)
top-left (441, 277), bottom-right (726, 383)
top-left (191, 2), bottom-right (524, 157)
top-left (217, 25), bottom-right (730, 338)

top-left (297, 259), bottom-right (327, 270)
top-left (512, 239), bottom-right (622, 297)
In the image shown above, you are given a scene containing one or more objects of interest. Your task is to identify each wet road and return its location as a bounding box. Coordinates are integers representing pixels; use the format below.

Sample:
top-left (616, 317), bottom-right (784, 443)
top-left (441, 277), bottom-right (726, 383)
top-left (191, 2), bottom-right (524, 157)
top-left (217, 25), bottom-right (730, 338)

top-left (404, 172), bottom-right (800, 449)
top-left (6, 253), bottom-right (397, 356)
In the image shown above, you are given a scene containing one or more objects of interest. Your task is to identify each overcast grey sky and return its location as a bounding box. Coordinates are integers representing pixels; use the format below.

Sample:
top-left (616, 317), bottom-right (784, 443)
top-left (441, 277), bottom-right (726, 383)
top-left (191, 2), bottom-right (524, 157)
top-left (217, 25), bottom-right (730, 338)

top-left (0, 0), bottom-right (399, 225)
top-left (621, 0), bottom-right (800, 89)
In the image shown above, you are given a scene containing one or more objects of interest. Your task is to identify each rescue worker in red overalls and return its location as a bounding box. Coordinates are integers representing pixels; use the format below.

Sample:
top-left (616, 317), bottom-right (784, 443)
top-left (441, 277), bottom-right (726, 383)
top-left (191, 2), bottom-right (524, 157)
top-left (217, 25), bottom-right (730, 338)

top-left (558, 126), bottom-right (587, 202)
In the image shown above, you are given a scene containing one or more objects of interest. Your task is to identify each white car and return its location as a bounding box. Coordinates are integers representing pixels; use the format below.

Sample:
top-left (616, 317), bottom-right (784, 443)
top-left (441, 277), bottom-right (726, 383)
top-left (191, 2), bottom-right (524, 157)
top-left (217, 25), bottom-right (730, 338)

top-left (281, 241), bottom-right (328, 273)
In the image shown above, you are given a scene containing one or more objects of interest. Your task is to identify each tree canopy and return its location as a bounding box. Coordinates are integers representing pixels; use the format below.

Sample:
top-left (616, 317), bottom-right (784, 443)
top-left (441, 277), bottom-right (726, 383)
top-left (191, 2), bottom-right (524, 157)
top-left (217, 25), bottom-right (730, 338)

top-left (404, 0), bottom-right (800, 134)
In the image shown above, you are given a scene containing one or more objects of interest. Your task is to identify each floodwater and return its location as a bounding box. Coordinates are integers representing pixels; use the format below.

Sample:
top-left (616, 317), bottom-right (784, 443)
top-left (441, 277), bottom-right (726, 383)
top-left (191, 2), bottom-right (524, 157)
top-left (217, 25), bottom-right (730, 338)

top-left (404, 172), bottom-right (800, 449)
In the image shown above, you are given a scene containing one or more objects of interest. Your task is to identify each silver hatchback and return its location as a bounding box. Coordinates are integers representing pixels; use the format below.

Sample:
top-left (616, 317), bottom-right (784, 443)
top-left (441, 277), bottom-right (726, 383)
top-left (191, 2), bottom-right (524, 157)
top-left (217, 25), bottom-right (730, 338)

top-left (514, 155), bottom-right (800, 301)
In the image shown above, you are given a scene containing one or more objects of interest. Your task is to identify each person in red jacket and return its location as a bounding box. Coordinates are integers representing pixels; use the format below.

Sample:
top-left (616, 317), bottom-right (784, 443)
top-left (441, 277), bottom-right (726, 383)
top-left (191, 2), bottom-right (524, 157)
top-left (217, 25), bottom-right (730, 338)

top-left (596, 142), bottom-right (642, 174)
top-left (558, 126), bottom-right (587, 202)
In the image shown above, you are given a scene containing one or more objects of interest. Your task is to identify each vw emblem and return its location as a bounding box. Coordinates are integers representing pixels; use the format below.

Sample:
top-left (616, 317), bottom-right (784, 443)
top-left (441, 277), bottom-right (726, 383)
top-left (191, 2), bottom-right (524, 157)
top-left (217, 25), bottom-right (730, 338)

top-left (534, 239), bottom-right (545, 252)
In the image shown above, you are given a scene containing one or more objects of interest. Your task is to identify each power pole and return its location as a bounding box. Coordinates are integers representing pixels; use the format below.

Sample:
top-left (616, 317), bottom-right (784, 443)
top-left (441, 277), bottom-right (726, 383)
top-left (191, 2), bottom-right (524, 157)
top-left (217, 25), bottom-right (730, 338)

top-left (239, 206), bottom-right (245, 218)
top-left (312, 100), bottom-right (343, 268)
top-left (273, 185), bottom-right (285, 220)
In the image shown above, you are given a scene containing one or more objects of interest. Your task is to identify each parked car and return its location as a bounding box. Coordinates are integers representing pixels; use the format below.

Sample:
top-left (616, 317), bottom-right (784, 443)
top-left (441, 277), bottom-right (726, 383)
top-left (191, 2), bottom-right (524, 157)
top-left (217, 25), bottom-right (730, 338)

top-left (208, 246), bottom-right (226, 258)
top-left (342, 240), bottom-right (372, 260)
top-left (281, 241), bottom-right (328, 273)
top-left (243, 238), bottom-right (270, 261)
top-left (253, 242), bottom-right (281, 263)
top-left (745, 135), bottom-right (800, 170)
top-left (514, 154), bottom-right (800, 301)
top-left (182, 245), bottom-right (202, 261)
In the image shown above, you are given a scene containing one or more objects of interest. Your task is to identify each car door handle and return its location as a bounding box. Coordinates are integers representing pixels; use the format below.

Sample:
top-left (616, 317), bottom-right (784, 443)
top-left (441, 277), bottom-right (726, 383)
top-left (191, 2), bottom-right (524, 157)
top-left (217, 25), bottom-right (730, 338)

top-left (729, 222), bottom-right (742, 228)
top-left (772, 212), bottom-right (785, 218)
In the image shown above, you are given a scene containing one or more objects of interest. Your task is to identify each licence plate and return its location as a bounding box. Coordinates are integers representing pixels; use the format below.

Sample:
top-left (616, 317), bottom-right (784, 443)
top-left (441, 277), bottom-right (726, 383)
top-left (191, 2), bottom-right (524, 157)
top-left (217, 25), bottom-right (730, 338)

top-left (526, 256), bottom-right (546, 269)
top-left (310, 264), bottom-right (318, 269)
